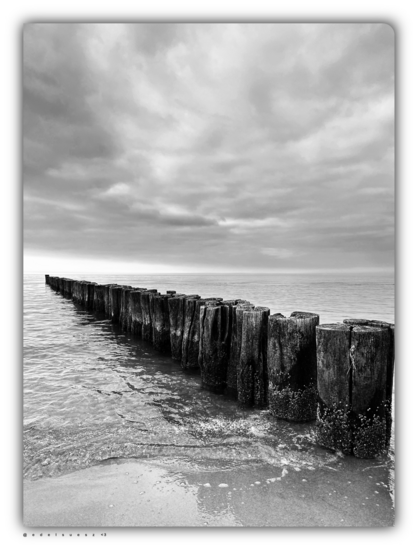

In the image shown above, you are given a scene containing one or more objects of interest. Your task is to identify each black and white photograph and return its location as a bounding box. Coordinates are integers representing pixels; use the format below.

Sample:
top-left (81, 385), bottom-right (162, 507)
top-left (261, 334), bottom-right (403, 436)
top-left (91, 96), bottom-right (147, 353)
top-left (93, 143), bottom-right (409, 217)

top-left (23, 22), bottom-right (395, 528)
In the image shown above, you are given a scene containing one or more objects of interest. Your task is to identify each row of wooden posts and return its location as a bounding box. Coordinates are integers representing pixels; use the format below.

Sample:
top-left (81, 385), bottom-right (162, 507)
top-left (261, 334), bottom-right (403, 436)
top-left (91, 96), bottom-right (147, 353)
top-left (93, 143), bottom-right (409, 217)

top-left (45, 275), bottom-right (394, 459)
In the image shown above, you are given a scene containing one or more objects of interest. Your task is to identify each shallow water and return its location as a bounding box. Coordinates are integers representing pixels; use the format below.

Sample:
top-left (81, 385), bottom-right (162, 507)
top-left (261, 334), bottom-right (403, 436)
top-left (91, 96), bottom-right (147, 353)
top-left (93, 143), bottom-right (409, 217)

top-left (23, 272), bottom-right (395, 526)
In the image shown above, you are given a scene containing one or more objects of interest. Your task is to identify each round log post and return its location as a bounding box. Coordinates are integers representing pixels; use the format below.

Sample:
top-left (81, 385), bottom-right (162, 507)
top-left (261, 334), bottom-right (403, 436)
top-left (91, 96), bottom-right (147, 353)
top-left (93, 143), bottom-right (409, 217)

top-left (226, 304), bottom-right (255, 398)
top-left (119, 287), bottom-right (134, 331)
top-left (368, 320), bottom-right (395, 447)
top-left (109, 286), bottom-right (124, 323)
top-left (166, 290), bottom-right (176, 295)
top-left (86, 283), bottom-right (97, 311)
top-left (349, 325), bottom-right (388, 458)
top-left (140, 290), bottom-right (159, 341)
top-left (199, 303), bottom-right (232, 393)
top-left (61, 278), bottom-right (67, 296)
top-left (316, 323), bottom-right (352, 454)
top-left (63, 278), bottom-right (70, 296)
top-left (58, 278), bottom-right (64, 295)
top-left (126, 288), bottom-right (146, 332)
top-left (168, 294), bottom-right (200, 361)
top-left (267, 311), bottom-right (319, 422)
top-left (80, 282), bottom-right (90, 308)
top-left (181, 298), bottom-right (222, 371)
top-left (70, 279), bottom-right (75, 298)
top-left (93, 284), bottom-right (106, 313)
top-left (152, 294), bottom-right (172, 353)
top-left (45, 274), bottom-right (50, 285)
top-left (343, 318), bottom-right (395, 447)
top-left (102, 284), bottom-right (115, 317)
top-left (72, 281), bottom-right (80, 304)
top-left (238, 306), bottom-right (270, 408)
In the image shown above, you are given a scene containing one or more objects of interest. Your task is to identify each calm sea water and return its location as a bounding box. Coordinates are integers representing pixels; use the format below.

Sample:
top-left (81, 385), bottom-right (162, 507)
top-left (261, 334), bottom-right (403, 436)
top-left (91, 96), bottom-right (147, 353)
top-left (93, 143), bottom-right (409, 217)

top-left (23, 272), bottom-right (394, 524)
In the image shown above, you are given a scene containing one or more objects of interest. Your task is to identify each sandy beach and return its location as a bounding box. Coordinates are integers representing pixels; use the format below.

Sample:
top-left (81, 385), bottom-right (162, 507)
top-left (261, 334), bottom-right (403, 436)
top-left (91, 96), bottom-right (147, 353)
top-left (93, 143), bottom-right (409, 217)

top-left (24, 457), bottom-right (394, 528)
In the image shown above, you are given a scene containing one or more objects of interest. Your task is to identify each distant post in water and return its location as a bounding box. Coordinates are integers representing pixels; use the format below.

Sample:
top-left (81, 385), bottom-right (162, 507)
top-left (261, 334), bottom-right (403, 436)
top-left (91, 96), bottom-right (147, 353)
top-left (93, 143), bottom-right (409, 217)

top-left (140, 290), bottom-right (159, 341)
top-left (119, 287), bottom-right (133, 331)
top-left (152, 294), bottom-right (172, 353)
top-left (267, 311), bottom-right (319, 422)
top-left (45, 274), bottom-right (50, 285)
top-left (168, 294), bottom-right (186, 360)
top-left (238, 306), bottom-right (270, 407)
top-left (109, 286), bottom-right (123, 323)
top-left (86, 283), bottom-right (97, 310)
top-left (93, 284), bottom-right (106, 313)
top-left (103, 284), bottom-right (116, 318)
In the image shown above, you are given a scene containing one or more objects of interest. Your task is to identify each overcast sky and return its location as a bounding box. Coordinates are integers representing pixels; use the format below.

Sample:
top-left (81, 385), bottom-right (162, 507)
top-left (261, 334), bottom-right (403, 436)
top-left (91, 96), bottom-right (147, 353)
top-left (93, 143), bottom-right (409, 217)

top-left (23, 23), bottom-right (394, 274)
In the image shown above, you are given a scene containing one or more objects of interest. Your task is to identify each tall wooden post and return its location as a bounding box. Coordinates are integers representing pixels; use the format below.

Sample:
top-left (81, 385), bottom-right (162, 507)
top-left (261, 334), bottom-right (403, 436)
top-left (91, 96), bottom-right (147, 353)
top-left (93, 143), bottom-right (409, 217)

top-left (140, 290), bottom-right (159, 341)
top-left (226, 303), bottom-right (254, 397)
top-left (109, 286), bottom-right (124, 323)
top-left (343, 318), bottom-right (395, 449)
top-left (316, 322), bottom-right (390, 458)
top-left (168, 294), bottom-right (200, 361)
top-left (181, 297), bottom-right (222, 371)
top-left (93, 284), bottom-right (106, 313)
top-left (199, 302), bottom-right (232, 393)
top-left (267, 311), bottom-right (319, 421)
top-left (152, 294), bottom-right (172, 353)
top-left (238, 306), bottom-right (270, 407)
top-left (316, 323), bottom-right (352, 454)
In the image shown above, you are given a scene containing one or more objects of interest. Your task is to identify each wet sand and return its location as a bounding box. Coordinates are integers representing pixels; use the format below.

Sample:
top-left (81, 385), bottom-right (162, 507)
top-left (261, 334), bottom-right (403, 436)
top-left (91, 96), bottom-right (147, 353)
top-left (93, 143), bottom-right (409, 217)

top-left (24, 457), bottom-right (394, 527)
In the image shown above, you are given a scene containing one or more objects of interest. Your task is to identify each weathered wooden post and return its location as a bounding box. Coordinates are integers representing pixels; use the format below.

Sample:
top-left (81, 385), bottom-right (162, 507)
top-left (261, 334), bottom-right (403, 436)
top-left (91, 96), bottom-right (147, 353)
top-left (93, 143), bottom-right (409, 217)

top-left (199, 302), bottom-right (233, 393)
top-left (126, 288), bottom-right (145, 332)
top-left (71, 281), bottom-right (79, 303)
top-left (103, 284), bottom-right (116, 317)
top-left (349, 325), bottom-right (388, 458)
top-left (65, 279), bottom-right (74, 298)
top-left (86, 283), bottom-right (96, 310)
top-left (58, 278), bottom-right (64, 294)
top-left (93, 284), bottom-right (106, 313)
top-left (181, 297), bottom-right (222, 371)
top-left (119, 287), bottom-right (134, 331)
top-left (109, 285), bottom-right (124, 323)
top-left (166, 290), bottom-right (176, 295)
top-left (80, 282), bottom-right (90, 308)
top-left (152, 294), bottom-right (172, 353)
top-left (226, 303), bottom-right (254, 397)
top-left (168, 294), bottom-right (199, 361)
top-left (267, 311), bottom-right (319, 422)
top-left (316, 323), bottom-right (352, 454)
top-left (140, 290), bottom-right (159, 341)
top-left (343, 318), bottom-right (395, 449)
top-left (127, 289), bottom-right (146, 334)
top-left (238, 306), bottom-right (270, 407)
top-left (45, 274), bottom-right (50, 285)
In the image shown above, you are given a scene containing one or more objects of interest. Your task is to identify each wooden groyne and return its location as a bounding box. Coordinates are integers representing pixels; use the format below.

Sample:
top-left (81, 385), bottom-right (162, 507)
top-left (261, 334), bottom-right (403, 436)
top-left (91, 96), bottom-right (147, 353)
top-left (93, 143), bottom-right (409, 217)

top-left (45, 275), bottom-right (395, 459)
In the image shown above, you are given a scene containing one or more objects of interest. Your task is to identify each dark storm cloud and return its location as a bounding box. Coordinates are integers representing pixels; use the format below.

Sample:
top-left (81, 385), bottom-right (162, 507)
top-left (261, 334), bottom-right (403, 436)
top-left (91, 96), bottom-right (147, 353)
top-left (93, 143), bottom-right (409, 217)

top-left (23, 23), bottom-right (394, 272)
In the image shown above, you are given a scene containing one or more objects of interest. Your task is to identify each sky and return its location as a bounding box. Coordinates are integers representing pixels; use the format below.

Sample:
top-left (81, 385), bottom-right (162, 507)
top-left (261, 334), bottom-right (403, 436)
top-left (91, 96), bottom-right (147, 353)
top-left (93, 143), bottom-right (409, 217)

top-left (23, 23), bottom-right (394, 274)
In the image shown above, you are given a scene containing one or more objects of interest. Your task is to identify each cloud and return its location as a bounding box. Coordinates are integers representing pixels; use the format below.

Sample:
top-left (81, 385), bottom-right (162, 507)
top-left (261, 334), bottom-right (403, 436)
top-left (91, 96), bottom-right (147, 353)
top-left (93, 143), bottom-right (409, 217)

top-left (23, 23), bottom-right (394, 273)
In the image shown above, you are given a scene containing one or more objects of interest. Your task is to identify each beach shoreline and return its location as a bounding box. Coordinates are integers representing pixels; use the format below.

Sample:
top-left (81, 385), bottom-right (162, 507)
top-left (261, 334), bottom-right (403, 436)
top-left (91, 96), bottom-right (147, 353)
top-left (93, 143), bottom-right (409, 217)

top-left (24, 457), bottom-right (394, 528)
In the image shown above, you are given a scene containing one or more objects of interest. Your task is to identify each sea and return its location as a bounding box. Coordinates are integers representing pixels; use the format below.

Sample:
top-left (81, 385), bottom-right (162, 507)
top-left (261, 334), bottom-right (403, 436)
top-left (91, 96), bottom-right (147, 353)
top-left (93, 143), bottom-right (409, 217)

top-left (23, 272), bottom-right (395, 526)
